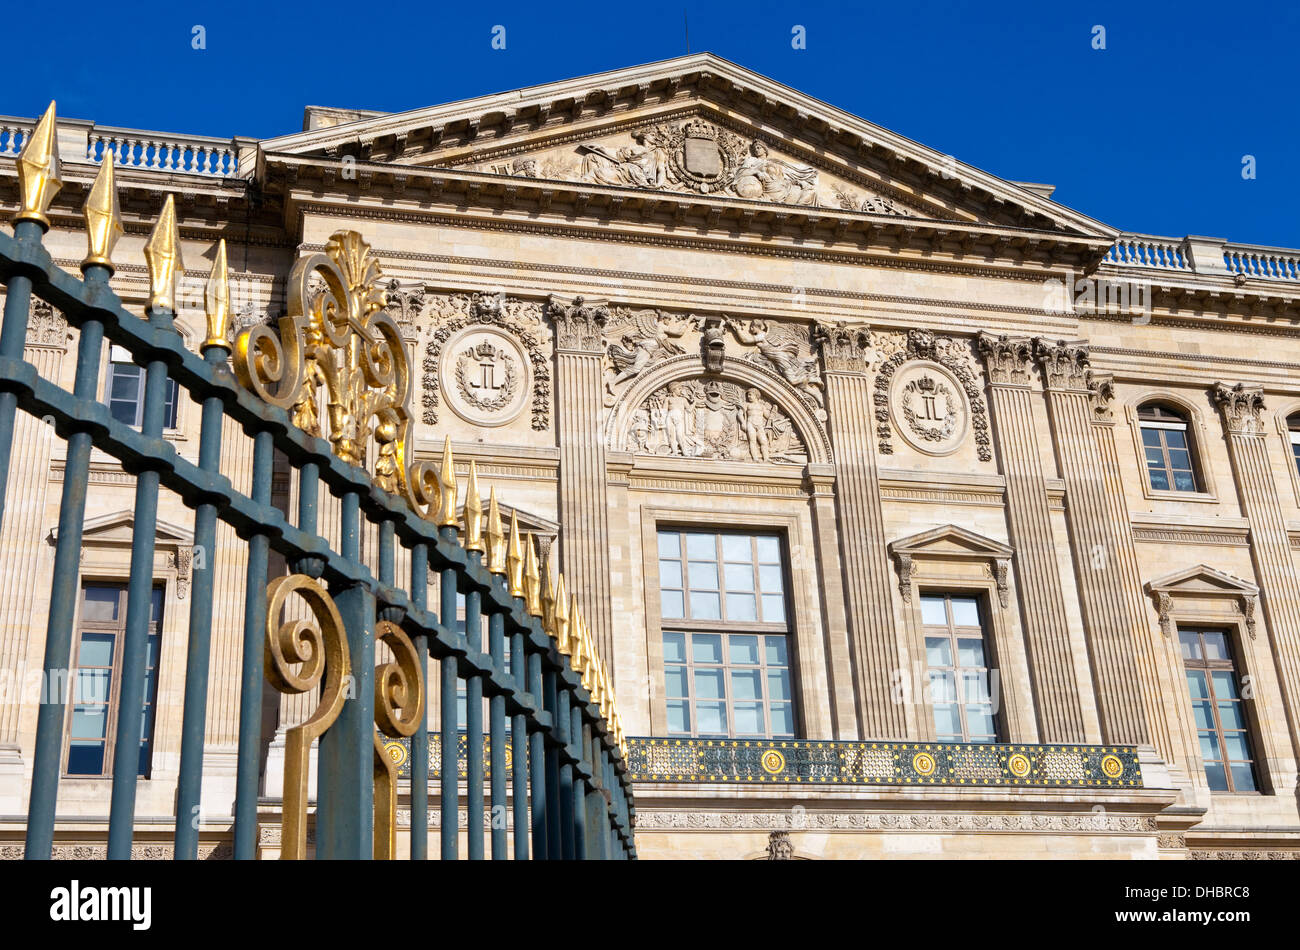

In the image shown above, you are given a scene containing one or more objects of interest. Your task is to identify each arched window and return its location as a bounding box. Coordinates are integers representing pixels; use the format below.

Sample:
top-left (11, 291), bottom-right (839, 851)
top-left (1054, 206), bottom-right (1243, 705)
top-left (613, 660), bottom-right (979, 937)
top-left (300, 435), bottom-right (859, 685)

top-left (1288, 413), bottom-right (1300, 476)
top-left (1138, 402), bottom-right (1199, 493)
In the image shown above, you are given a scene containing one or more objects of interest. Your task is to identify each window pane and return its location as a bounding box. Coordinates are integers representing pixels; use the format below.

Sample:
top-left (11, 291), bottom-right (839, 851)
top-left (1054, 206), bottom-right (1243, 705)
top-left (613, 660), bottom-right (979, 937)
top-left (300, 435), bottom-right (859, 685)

top-left (70, 706), bottom-right (108, 739)
top-left (1140, 426), bottom-right (1161, 447)
top-left (723, 563), bottom-right (754, 591)
top-left (1173, 470), bottom-right (1196, 492)
top-left (1229, 763), bottom-right (1256, 792)
top-left (1167, 448), bottom-right (1191, 471)
top-left (1191, 700), bottom-right (1214, 731)
top-left (757, 564), bottom-right (783, 592)
top-left (755, 536), bottom-right (780, 563)
top-left (1203, 761), bottom-right (1229, 792)
top-left (658, 559), bottom-right (682, 588)
top-left (950, 598), bottom-right (980, 627)
top-left (696, 702), bottom-right (726, 735)
top-left (657, 532), bottom-right (681, 558)
top-left (78, 632), bottom-right (116, 668)
top-left (925, 636), bottom-right (952, 667)
top-left (725, 593), bottom-right (756, 621)
top-left (733, 703), bottom-right (764, 735)
top-left (961, 671), bottom-right (992, 704)
top-left (163, 378), bottom-right (179, 429)
top-left (764, 636), bottom-right (788, 667)
top-left (1211, 671), bottom-right (1239, 700)
top-left (932, 703), bottom-right (961, 737)
top-left (663, 666), bottom-right (689, 699)
top-left (691, 634), bottom-right (722, 664)
top-left (66, 741), bottom-right (105, 776)
top-left (766, 670), bottom-right (791, 702)
top-left (728, 635), bottom-right (759, 665)
top-left (1144, 447), bottom-right (1165, 467)
top-left (687, 561), bottom-right (718, 590)
top-left (920, 596), bottom-right (947, 626)
top-left (720, 535), bottom-right (751, 562)
top-left (1178, 631), bottom-right (1202, 660)
top-left (1185, 670), bottom-right (1208, 699)
top-left (957, 637), bottom-right (985, 667)
top-left (82, 587), bottom-right (120, 622)
top-left (1148, 468), bottom-right (1170, 491)
top-left (1199, 732), bottom-right (1221, 763)
top-left (662, 631), bottom-right (686, 663)
top-left (1201, 632), bottom-right (1229, 661)
top-left (928, 670), bottom-right (956, 704)
top-left (694, 669), bottom-right (725, 700)
top-left (685, 533), bottom-right (715, 560)
top-left (1164, 430), bottom-right (1188, 449)
top-left (666, 700), bottom-right (690, 733)
top-left (1222, 732), bottom-right (1251, 762)
top-left (965, 704), bottom-right (996, 737)
top-left (760, 594), bottom-right (785, 623)
top-left (660, 590), bottom-right (684, 618)
top-left (730, 669), bottom-right (762, 701)
top-left (769, 703), bottom-right (794, 737)
top-left (1216, 701), bottom-right (1246, 730)
top-left (110, 368), bottom-right (140, 400)
top-left (689, 591), bottom-right (721, 620)
top-left (75, 669), bottom-right (111, 705)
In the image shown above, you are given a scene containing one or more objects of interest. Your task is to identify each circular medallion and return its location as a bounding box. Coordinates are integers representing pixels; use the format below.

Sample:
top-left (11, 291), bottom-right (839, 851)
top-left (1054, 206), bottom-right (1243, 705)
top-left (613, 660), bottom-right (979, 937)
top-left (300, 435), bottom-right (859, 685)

top-left (912, 751), bottom-right (937, 777)
top-left (889, 360), bottom-right (970, 456)
top-left (1007, 753), bottom-right (1032, 779)
top-left (760, 749), bottom-right (786, 775)
top-left (384, 741), bottom-right (408, 768)
top-left (504, 744), bottom-right (513, 769)
top-left (1100, 754), bottom-right (1124, 779)
top-left (440, 326), bottom-right (531, 427)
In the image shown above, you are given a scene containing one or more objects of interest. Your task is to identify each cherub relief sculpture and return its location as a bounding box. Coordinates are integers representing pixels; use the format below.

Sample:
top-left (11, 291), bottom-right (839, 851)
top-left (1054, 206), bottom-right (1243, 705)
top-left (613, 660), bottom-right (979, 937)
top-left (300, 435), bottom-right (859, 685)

top-left (579, 130), bottom-right (670, 189)
top-left (603, 309), bottom-right (693, 401)
top-left (731, 142), bottom-right (818, 206)
top-left (629, 378), bottom-right (807, 464)
top-left (725, 317), bottom-right (826, 411)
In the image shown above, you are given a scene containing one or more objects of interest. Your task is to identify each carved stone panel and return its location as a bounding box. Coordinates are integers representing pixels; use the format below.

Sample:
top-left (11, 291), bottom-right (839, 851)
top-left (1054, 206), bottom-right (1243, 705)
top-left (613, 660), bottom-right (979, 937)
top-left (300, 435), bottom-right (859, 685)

top-left (624, 378), bottom-right (808, 464)
top-left (875, 330), bottom-right (991, 461)
top-left (889, 361), bottom-right (970, 456)
top-left (440, 326), bottom-right (531, 427)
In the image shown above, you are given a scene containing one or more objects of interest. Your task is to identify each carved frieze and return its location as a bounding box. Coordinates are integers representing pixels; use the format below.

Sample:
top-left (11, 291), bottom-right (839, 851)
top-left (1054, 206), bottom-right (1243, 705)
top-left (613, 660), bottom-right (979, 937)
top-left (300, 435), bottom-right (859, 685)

top-left (875, 330), bottom-right (991, 461)
top-left (623, 377), bottom-right (808, 464)
top-left (1213, 381), bottom-right (1266, 436)
top-left (421, 292), bottom-right (551, 430)
top-left (547, 294), bottom-right (609, 352)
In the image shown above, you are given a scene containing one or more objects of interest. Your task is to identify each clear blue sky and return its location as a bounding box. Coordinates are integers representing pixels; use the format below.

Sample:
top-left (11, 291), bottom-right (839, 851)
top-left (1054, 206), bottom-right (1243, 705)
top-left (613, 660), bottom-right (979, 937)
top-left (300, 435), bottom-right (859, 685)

top-left (8, 0), bottom-right (1298, 247)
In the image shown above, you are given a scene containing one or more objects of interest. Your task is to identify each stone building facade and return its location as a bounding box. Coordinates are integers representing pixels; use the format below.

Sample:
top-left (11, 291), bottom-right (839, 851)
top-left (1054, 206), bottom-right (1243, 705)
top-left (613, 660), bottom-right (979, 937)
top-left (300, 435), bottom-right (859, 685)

top-left (1, 53), bottom-right (1299, 859)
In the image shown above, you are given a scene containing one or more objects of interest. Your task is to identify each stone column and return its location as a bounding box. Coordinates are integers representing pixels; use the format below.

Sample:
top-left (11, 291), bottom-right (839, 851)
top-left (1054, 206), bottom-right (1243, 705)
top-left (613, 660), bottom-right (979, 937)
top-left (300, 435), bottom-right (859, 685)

top-left (547, 296), bottom-right (614, 666)
top-left (1035, 340), bottom-right (1152, 747)
top-left (816, 323), bottom-right (905, 739)
top-left (1213, 383), bottom-right (1300, 764)
top-left (977, 333), bottom-right (1086, 742)
top-left (803, 463), bottom-right (859, 739)
top-left (0, 301), bottom-right (68, 804)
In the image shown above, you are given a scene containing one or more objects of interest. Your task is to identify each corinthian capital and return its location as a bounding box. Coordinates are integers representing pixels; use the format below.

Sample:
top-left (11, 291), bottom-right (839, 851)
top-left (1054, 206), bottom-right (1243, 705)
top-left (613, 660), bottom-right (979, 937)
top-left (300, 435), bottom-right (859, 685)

top-left (1213, 382), bottom-right (1266, 436)
top-left (1033, 338), bottom-right (1091, 392)
top-left (976, 332), bottom-right (1035, 385)
top-left (813, 319), bottom-right (873, 374)
top-left (547, 294), bottom-right (609, 352)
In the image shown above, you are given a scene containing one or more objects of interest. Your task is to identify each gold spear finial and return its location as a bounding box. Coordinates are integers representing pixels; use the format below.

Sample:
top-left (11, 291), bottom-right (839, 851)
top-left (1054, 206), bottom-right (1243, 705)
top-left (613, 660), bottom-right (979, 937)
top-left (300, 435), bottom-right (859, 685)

top-left (563, 594), bottom-right (581, 657)
top-left (202, 239), bottom-right (231, 354)
top-left (541, 565), bottom-right (557, 635)
top-left (436, 437), bottom-right (459, 528)
top-left (579, 621), bottom-right (594, 693)
top-left (505, 511), bottom-right (524, 597)
top-left (463, 460), bottom-right (484, 553)
top-left (144, 195), bottom-right (183, 315)
top-left (81, 152), bottom-right (122, 273)
top-left (14, 102), bottom-right (62, 229)
top-left (523, 533), bottom-right (543, 617)
top-left (570, 613), bottom-right (588, 676)
top-left (486, 488), bottom-right (506, 574)
top-left (553, 576), bottom-right (570, 654)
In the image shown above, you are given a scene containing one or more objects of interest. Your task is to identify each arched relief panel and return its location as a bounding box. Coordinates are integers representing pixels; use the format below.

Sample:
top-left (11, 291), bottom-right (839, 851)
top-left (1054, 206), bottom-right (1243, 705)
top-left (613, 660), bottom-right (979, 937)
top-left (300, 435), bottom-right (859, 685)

top-left (604, 354), bottom-right (832, 466)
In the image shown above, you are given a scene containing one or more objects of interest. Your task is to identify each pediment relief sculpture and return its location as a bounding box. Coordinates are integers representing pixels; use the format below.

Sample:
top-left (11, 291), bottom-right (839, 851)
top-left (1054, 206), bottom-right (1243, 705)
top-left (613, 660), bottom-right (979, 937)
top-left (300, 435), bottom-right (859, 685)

top-left (726, 318), bottom-right (825, 419)
top-left (603, 308), bottom-right (694, 404)
top-left (624, 377), bottom-right (809, 465)
top-left (421, 291), bottom-right (551, 430)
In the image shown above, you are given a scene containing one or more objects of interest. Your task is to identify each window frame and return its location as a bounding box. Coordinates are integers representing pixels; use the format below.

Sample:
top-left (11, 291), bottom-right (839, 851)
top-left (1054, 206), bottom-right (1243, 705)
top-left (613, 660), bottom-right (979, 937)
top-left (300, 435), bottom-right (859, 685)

top-left (104, 345), bottom-right (179, 431)
top-left (918, 591), bottom-right (1003, 743)
top-left (62, 583), bottom-right (165, 780)
top-left (1178, 626), bottom-right (1260, 795)
top-left (651, 524), bottom-right (800, 740)
top-left (1137, 402), bottom-right (1200, 494)
top-left (1275, 406), bottom-right (1300, 507)
top-left (1125, 394), bottom-right (1217, 503)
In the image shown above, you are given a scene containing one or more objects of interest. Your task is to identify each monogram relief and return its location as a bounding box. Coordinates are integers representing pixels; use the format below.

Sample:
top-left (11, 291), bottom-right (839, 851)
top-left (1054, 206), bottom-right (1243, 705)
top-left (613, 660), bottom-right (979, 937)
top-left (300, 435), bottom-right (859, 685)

top-left (875, 330), bottom-right (990, 461)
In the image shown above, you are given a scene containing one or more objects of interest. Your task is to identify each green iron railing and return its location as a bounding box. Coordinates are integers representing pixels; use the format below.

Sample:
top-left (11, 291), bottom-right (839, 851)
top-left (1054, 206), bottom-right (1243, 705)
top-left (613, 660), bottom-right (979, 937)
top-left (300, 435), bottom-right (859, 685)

top-left (0, 103), bottom-right (633, 860)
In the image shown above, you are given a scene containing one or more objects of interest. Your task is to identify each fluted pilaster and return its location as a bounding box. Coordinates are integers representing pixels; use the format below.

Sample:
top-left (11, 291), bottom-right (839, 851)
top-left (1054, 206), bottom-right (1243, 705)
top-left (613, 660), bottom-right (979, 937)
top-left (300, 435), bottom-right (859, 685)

top-left (978, 333), bottom-right (1086, 742)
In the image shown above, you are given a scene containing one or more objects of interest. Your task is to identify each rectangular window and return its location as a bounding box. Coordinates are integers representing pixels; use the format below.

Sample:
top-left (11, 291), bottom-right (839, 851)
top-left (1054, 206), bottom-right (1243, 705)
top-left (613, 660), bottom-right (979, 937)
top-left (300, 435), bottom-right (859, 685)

top-left (920, 593), bottom-right (999, 743)
top-left (657, 529), bottom-right (794, 738)
top-left (1180, 628), bottom-right (1258, 792)
top-left (105, 345), bottom-right (178, 429)
top-left (66, 584), bottom-right (164, 777)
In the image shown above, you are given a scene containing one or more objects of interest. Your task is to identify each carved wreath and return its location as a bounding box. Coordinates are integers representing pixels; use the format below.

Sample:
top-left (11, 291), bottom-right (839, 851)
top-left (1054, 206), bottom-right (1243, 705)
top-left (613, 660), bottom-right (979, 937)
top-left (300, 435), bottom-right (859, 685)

top-left (900, 375), bottom-right (957, 443)
top-left (453, 345), bottom-right (520, 413)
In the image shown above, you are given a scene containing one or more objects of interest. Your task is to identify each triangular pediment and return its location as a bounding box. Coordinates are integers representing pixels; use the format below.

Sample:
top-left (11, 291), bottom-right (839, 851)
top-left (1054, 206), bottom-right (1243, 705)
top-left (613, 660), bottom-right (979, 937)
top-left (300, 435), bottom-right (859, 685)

top-left (1145, 564), bottom-right (1259, 597)
top-left (263, 53), bottom-right (1113, 237)
top-left (49, 510), bottom-right (194, 546)
top-left (888, 524), bottom-right (1013, 560)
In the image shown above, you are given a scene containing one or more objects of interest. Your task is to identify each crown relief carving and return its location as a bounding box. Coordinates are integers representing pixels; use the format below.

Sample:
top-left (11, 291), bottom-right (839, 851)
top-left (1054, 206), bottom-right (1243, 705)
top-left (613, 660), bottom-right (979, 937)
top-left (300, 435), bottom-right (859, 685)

top-left (875, 330), bottom-right (991, 461)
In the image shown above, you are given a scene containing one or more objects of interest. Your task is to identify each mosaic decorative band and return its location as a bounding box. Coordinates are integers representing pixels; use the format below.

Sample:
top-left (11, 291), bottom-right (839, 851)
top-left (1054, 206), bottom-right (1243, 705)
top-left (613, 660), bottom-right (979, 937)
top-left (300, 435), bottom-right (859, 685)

top-left (625, 738), bottom-right (1142, 788)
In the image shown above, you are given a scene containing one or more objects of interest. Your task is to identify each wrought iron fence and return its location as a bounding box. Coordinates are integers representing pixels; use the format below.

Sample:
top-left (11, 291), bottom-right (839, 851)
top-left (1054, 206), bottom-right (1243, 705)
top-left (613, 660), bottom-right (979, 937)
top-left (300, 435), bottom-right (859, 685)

top-left (0, 103), bottom-right (633, 860)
